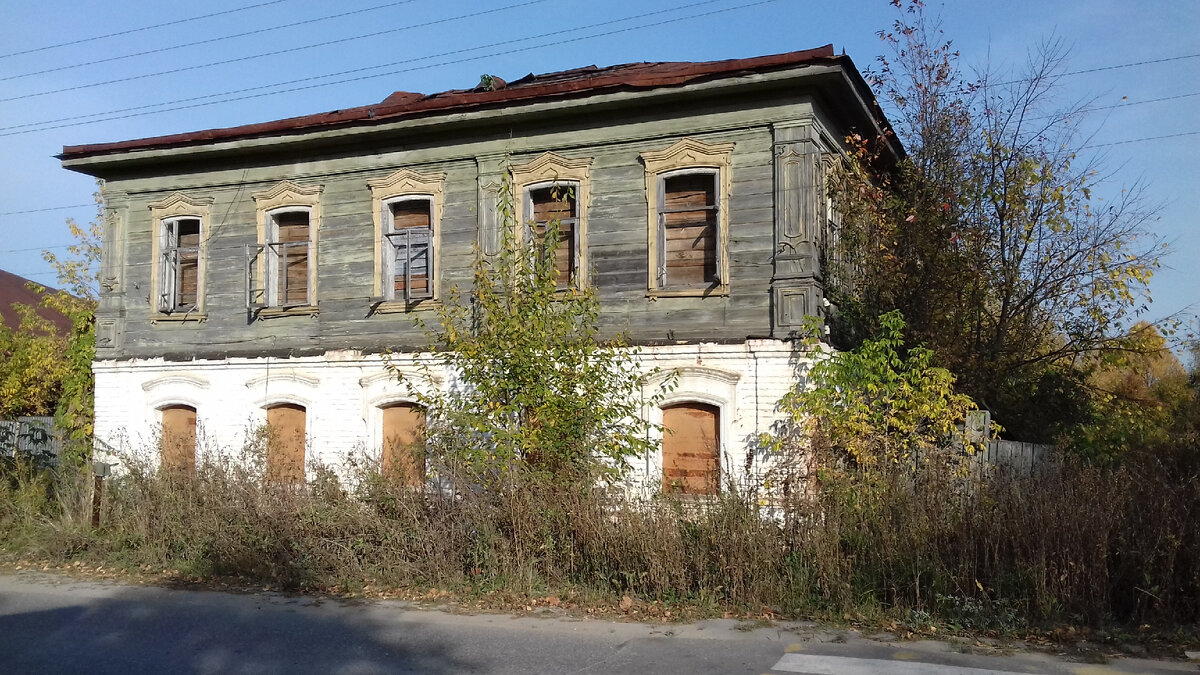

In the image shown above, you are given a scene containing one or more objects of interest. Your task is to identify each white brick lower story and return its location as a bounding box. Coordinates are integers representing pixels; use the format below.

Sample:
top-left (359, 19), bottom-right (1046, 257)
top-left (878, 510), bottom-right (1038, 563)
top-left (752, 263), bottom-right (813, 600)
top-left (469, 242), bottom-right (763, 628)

top-left (92, 340), bottom-right (810, 488)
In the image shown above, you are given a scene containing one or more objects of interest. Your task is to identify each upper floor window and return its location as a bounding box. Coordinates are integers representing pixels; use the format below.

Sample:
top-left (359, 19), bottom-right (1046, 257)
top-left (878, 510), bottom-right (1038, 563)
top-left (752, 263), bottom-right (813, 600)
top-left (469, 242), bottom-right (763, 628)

top-left (160, 217), bottom-right (201, 312)
top-left (148, 192), bottom-right (214, 319)
top-left (510, 152), bottom-right (592, 289)
top-left (525, 182), bottom-right (579, 288)
top-left (367, 168), bottom-right (446, 311)
top-left (248, 181), bottom-right (322, 314)
top-left (266, 209), bottom-right (312, 307)
top-left (640, 138), bottom-right (734, 297)
top-left (383, 197), bottom-right (434, 302)
top-left (657, 171), bottom-right (720, 289)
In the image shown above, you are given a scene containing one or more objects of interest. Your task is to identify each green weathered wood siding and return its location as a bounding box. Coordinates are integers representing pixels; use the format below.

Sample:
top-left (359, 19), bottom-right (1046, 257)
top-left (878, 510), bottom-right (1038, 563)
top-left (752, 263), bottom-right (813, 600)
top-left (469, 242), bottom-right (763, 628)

top-left (91, 86), bottom-right (841, 361)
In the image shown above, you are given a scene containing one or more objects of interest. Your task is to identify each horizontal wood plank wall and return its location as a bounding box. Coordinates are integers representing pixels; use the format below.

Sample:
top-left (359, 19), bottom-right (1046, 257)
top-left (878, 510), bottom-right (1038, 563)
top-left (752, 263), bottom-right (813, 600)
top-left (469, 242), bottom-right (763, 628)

top-left (103, 98), bottom-right (791, 360)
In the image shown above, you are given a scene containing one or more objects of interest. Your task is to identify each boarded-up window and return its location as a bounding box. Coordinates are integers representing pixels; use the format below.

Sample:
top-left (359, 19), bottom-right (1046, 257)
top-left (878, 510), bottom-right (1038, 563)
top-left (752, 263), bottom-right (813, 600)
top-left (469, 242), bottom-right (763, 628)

top-left (385, 199), bottom-right (433, 301)
top-left (266, 403), bottom-right (306, 483)
top-left (528, 185), bottom-right (578, 287)
top-left (658, 173), bottom-right (718, 288)
top-left (161, 405), bottom-right (197, 474)
top-left (662, 402), bottom-right (720, 495)
top-left (381, 402), bottom-right (426, 486)
top-left (160, 218), bottom-right (201, 312)
top-left (271, 211), bottom-right (310, 306)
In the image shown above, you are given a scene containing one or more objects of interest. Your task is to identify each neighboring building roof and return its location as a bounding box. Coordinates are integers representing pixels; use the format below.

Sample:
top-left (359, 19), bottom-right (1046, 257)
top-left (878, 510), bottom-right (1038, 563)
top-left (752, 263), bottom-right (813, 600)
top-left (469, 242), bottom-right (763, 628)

top-left (0, 269), bottom-right (72, 336)
top-left (61, 45), bottom-right (897, 161)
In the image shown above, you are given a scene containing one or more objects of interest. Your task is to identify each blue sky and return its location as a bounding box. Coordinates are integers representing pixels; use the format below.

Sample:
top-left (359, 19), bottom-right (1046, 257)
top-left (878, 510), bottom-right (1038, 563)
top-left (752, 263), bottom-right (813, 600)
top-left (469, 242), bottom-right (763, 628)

top-left (0, 0), bottom-right (1195, 330)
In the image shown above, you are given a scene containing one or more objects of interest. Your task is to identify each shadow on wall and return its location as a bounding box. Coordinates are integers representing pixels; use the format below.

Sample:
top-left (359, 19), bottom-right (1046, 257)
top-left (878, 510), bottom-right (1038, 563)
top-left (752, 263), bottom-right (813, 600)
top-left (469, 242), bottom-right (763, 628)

top-left (0, 579), bottom-right (476, 674)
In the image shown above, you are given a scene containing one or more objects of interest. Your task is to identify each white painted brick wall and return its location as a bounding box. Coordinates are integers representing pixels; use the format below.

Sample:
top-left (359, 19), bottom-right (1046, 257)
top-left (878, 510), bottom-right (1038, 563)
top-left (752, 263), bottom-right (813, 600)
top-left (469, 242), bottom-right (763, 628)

top-left (92, 340), bottom-right (812, 488)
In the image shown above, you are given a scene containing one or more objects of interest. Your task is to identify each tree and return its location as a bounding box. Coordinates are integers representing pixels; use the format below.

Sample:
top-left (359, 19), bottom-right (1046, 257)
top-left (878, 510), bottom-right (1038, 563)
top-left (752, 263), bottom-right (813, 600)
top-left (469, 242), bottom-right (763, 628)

top-left (774, 311), bottom-right (986, 480)
top-left (1067, 323), bottom-right (1197, 463)
top-left (0, 303), bottom-right (70, 418)
top-left (828, 1), bottom-right (1166, 442)
top-left (41, 188), bottom-right (101, 463)
top-left (392, 169), bottom-right (663, 486)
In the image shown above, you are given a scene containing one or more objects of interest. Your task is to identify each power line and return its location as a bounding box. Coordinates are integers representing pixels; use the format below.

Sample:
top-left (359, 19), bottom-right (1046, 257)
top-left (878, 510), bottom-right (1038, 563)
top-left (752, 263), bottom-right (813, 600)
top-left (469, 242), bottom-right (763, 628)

top-left (1059, 53), bottom-right (1200, 79)
top-left (0, 203), bottom-right (94, 216)
top-left (0, 0), bottom-right (296, 60)
top-left (1028, 90), bottom-right (1200, 121)
top-left (0, 0), bottom-right (547, 103)
top-left (1084, 130), bottom-right (1200, 149)
top-left (0, 0), bottom-right (757, 137)
top-left (0, 0), bottom-right (423, 83)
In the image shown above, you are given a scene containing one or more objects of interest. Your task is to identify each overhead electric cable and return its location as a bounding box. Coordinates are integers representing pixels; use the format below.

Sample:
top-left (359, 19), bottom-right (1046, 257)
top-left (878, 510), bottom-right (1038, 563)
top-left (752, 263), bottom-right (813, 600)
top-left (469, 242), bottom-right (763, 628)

top-left (0, 0), bottom-right (296, 60)
top-left (1, 0), bottom-right (424, 82)
top-left (1084, 130), bottom-right (1200, 148)
top-left (0, 0), bottom-right (549, 102)
top-left (0, 0), bottom-right (763, 136)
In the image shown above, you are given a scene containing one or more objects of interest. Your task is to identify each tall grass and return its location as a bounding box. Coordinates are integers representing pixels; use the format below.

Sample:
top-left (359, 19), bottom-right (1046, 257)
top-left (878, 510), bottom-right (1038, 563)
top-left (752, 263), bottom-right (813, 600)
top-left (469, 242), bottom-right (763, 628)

top-left (1, 441), bottom-right (1197, 630)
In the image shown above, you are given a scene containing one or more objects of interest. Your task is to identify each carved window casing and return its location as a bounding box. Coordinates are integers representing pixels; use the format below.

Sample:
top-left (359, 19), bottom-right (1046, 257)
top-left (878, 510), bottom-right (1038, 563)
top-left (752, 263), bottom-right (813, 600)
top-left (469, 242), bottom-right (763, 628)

top-left (148, 193), bottom-right (213, 320)
top-left (511, 152), bottom-right (592, 289)
top-left (248, 181), bottom-right (323, 315)
top-left (368, 169), bottom-right (446, 311)
top-left (641, 138), bottom-right (734, 296)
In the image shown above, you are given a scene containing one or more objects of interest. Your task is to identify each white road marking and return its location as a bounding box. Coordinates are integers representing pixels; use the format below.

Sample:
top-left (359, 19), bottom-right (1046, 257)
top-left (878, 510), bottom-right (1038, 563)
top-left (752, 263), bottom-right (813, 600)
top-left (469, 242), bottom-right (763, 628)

top-left (770, 653), bottom-right (1044, 675)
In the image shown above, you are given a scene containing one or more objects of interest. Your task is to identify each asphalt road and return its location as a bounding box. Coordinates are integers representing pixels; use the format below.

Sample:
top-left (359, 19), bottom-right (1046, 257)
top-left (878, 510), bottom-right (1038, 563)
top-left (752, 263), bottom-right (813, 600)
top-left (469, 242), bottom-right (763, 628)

top-left (0, 573), bottom-right (1194, 674)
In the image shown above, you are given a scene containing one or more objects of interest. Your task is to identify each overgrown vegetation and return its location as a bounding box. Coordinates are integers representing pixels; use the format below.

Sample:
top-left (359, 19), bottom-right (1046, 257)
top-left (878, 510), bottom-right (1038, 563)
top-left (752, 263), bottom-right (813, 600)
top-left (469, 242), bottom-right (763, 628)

top-left (392, 169), bottom-right (663, 485)
top-left (1, 434), bottom-right (1196, 634)
top-left (827, 1), bottom-right (1176, 446)
top-left (0, 186), bottom-right (99, 465)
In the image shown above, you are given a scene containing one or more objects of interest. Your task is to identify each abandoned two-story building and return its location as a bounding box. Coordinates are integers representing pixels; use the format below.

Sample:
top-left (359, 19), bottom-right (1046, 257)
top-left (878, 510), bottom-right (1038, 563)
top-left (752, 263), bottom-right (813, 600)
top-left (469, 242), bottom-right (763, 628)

top-left (59, 45), bottom-right (899, 491)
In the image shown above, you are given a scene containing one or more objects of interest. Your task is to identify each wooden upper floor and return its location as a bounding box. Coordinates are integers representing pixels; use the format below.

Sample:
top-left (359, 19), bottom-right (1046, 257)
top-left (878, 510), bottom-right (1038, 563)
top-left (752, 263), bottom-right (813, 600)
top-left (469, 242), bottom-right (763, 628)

top-left (60, 47), bottom-right (899, 361)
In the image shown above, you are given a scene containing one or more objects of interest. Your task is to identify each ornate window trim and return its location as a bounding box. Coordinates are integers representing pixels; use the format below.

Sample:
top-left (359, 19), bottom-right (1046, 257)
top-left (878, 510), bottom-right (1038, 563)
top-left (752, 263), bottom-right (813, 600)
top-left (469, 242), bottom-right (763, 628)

top-left (148, 192), bottom-right (214, 321)
top-left (250, 181), bottom-right (323, 316)
top-left (510, 152), bottom-right (593, 289)
top-left (640, 138), bottom-right (734, 297)
top-left (367, 169), bottom-right (446, 313)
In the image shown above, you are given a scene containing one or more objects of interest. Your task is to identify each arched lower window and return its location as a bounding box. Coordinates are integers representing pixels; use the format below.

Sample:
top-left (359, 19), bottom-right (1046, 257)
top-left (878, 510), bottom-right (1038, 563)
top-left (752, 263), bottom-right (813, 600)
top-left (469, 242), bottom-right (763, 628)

top-left (161, 405), bottom-right (197, 474)
top-left (661, 402), bottom-right (720, 495)
top-left (266, 403), bottom-right (306, 483)
top-left (381, 402), bottom-right (425, 486)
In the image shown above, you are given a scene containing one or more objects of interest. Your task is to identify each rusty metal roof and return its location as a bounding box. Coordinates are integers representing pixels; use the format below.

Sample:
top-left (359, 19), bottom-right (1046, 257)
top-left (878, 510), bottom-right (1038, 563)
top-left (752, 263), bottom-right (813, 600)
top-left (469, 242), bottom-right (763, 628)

top-left (0, 269), bottom-right (72, 336)
top-left (61, 45), bottom-right (889, 160)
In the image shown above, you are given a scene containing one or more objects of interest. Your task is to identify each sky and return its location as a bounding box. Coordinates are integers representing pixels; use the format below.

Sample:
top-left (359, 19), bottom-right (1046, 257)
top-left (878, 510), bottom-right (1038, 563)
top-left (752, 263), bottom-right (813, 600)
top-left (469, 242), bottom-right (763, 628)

top-left (0, 0), bottom-right (1195, 331)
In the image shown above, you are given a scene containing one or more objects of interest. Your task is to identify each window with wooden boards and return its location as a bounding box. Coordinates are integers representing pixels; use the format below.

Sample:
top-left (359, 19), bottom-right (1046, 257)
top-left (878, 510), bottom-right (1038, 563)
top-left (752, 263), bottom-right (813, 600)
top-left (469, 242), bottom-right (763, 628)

top-left (381, 402), bottom-right (426, 486)
top-left (656, 172), bottom-right (720, 289)
top-left (266, 403), bottom-right (306, 483)
top-left (661, 402), bottom-right (720, 495)
top-left (160, 405), bottom-right (197, 474)
top-left (526, 183), bottom-right (579, 288)
top-left (267, 210), bottom-right (312, 307)
top-left (159, 218), bottom-right (201, 313)
top-left (383, 198), bottom-right (434, 302)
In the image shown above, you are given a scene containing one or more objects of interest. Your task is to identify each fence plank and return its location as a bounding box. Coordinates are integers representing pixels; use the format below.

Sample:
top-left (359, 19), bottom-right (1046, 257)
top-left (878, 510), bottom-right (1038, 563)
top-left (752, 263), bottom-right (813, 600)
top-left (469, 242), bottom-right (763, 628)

top-left (1, 416), bottom-right (62, 465)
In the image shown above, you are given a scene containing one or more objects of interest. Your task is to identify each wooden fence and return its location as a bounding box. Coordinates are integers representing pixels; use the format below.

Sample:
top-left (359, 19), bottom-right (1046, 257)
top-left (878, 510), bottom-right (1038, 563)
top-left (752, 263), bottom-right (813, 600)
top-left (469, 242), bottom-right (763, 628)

top-left (972, 440), bottom-right (1053, 474)
top-left (0, 416), bottom-right (62, 466)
